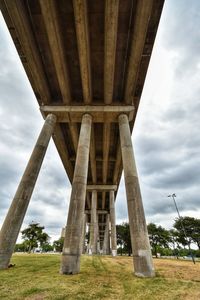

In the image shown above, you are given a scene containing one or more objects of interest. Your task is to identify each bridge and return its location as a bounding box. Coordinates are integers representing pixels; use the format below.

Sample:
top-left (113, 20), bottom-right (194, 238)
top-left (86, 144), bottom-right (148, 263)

top-left (0, 0), bottom-right (164, 277)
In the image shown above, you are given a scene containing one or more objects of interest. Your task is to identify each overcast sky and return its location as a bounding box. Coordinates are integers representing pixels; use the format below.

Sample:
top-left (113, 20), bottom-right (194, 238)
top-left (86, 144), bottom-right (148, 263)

top-left (0, 0), bottom-right (200, 243)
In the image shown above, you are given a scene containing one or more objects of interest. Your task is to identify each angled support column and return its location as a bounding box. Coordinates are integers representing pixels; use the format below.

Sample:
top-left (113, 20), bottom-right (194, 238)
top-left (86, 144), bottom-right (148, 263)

top-left (118, 114), bottom-right (155, 277)
top-left (103, 214), bottom-right (110, 255)
top-left (110, 190), bottom-right (117, 256)
top-left (60, 114), bottom-right (92, 274)
top-left (89, 190), bottom-right (98, 254)
top-left (0, 114), bottom-right (57, 269)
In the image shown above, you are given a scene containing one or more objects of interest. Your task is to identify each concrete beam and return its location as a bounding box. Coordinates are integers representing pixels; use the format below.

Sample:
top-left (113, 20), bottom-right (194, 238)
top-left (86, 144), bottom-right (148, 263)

top-left (87, 185), bottom-right (117, 191)
top-left (125, 0), bottom-right (153, 104)
top-left (39, 0), bottom-right (71, 104)
top-left (73, 0), bottom-right (92, 104)
top-left (69, 155), bottom-right (116, 162)
top-left (2, 0), bottom-right (51, 105)
top-left (85, 210), bottom-right (108, 215)
top-left (40, 105), bottom-right (134, 123)
top-left (39, 1), bottom-right (80, 155)
top-left (1, 1), bottom-right (74, 181)
top-left (104, 0), bottom-right (119, 104)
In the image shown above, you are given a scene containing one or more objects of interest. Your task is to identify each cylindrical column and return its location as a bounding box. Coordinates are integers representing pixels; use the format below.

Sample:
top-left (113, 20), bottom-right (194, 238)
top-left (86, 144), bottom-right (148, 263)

top-left (60, 114), bottom-right (92, 274)
top-left (82, 213), bottom-right (87, 254)
top-left (118, 114), bottom-right (155, 277)
top-left (110, 191), bottom-right (117, 256)
top-left (97, 218), bottom-right (100, 254)
top-left (89, 190), bottom-right (98, 254)
top-left (0, 114), bottom-right (57, 269)
top-left (103, 214), bottom-right (110, 255)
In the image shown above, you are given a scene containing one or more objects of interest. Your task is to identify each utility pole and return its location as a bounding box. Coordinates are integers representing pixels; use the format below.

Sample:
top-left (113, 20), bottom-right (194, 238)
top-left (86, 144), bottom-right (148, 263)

top-left (168, 193), bottom-right (195, 264)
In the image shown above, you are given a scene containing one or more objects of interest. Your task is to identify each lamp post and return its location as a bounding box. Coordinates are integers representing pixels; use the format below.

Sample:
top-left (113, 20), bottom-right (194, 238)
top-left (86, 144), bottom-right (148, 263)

top-left (168, 194), bottom-right (195, 264)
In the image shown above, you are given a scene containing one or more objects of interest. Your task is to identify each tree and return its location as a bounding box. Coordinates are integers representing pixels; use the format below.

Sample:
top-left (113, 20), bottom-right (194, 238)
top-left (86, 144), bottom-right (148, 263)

top-left (53, 237), bottom-right (64, 252)
top-left (116, 222), bottom-right (132, 256)
top-left (15, 241), bottom-right (29, 252)
top-left (41, 242), bottom-right (54, 252)
top-left (147, 223), bottom-right (171, 258)
top-left (21, 222), bottom-right (50, 253)
top-left (173, 217), bottom-right (200, 250)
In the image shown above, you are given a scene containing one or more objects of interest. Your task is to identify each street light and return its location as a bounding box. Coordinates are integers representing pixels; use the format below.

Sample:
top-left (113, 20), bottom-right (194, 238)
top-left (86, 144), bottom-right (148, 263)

top-left (168, 193), bottom-right (195, 264)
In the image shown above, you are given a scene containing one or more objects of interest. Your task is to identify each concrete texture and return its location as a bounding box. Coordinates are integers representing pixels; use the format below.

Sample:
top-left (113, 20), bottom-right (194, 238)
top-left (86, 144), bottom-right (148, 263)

top-left (60, 114), bottom-right (92, 274)
top-left (118, 114), bottom-right (155, 278)
top-left (89, 190), bottom-right (98, 254)
top-left (103, 214), bottom-right (110, 255)
top-left (0, 1), bottom-right (164, 277)
top-left (0, 114), bottom-right (57, 269)
top-left (110, 191), bottom-right (117, 256)
top-left (82, 213), bottom-right (87, 254)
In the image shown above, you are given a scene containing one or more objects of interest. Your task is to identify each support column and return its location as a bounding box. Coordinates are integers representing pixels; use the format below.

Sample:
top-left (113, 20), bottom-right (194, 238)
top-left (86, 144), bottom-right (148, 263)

top-left (97, 218), bottom-right (100, 254)
top-left (103, 214), bottom-right (110, 255)
top-left (60, 114), bottom-right (92, 274)
top-left (118, 114), bottom-right (154, 277)
top-left (89, 190), bottom-right (98, 254)
top-left (0, 114), bottom-right (57, 269)
top-left (82, 213), bottom-right (87, 254)
top-left (110, 191), bottom-right (117, 256)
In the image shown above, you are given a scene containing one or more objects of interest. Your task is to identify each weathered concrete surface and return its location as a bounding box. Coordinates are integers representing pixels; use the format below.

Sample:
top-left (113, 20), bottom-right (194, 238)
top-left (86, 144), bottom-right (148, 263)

top-left (110, 191), bottom-right (117, 256)
top-left (0, 114), bottom-right (57, 269)
top-left (89, 190), bottom-right (98, 254)
top-left (82, 213), bottom-right (87, 254)
top-left (118, 114), bottom-right (155, 278)
top-left (60, 114), bottom-right (92, 274)
top-left (103, 214), bottom-right (110, 255)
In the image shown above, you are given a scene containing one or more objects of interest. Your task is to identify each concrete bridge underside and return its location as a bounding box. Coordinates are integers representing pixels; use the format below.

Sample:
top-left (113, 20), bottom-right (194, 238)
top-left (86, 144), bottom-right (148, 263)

top-left (0, 0), bottom-right (164, 277)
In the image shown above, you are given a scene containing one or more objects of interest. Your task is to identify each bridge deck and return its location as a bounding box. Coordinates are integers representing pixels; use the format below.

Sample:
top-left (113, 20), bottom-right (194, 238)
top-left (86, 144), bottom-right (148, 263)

top-left (0, 0), bottom-right (164, 216)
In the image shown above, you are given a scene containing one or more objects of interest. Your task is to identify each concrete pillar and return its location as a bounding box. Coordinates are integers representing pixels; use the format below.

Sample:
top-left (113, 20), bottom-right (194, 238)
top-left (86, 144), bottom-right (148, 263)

top-left (110, 191), bottom-right (117, 256)
top-left (0, 114), bottom-right (57, 269)
top-left (89, 190), bottom-right (98, 254)
top-left (103, 214), bottom-right (110, 255)
top-left (60, 114), bottom-right (92, 274)
top-left (97, 218), bottom-right (100, 254)
top-left (118, 114), bottom-right (155, 277)
top-left (82, 213), bottom-right (87, 254)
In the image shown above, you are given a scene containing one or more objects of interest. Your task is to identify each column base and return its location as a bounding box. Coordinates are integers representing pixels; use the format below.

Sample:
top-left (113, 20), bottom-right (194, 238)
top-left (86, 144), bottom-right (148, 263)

top-left (112, 250), bottom-right (117, 256)
top-left (133, 251), bottom-right (155, 278)
top-left (0, 253), bottom-right (10, 270)
top-left (60, 254), bottom-right (80, 275)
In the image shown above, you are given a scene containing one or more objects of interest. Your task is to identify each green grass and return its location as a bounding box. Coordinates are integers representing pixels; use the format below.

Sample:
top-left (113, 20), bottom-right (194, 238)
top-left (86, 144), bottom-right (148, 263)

top-left (0, 254), bottom-right (199, 299)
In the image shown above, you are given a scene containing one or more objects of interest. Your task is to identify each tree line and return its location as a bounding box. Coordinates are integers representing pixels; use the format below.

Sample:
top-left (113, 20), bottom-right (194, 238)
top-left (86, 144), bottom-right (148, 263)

top-left (15, 223), bottom-right (64, 253)
top-left (117, 216), bottom-right (200, 258)
top-left (15, 216), bottom-right (200, 258)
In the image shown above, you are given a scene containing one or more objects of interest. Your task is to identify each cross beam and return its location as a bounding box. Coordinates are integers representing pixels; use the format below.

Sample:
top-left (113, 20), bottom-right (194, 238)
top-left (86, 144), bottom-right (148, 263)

top-left (87, 185), bottom-right (117, 191)
top-left (40, 105), bottom-right (134, 123)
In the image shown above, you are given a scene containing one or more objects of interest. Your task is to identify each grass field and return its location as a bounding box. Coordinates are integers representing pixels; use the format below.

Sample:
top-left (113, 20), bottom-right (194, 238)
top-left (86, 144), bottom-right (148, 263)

top-left (0, 254), bottom-right (199, 300)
